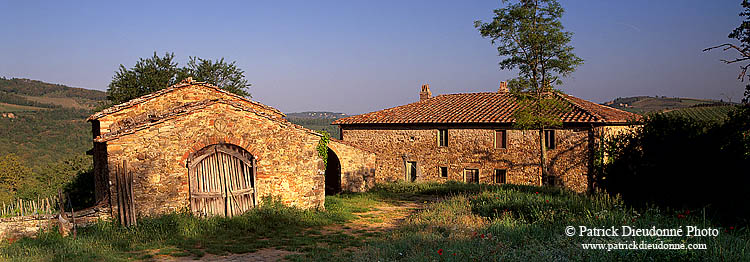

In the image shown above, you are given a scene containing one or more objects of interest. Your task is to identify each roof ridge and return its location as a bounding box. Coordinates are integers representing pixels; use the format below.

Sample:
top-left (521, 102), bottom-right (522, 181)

top-left (95, 99), bottom-right (319, 142)
top-left (87, 79), bottom-right (283, 121)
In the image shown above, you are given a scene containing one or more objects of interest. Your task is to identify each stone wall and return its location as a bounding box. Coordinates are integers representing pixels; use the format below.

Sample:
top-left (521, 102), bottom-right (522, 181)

top-left (340, 126), bottom-right (592, 193)
top-left (327, 140), bottom-right (376, 192)
top-left (94, 86), bottom-right (326, 218)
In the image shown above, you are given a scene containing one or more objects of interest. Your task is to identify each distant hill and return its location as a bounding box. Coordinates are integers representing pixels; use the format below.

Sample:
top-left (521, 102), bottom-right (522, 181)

top-left (602, 96), bottom-right (731, 114)
top-left (601, 96), bottom-right (739, 123)
top-left (285, 111), bottom-right (349, 139)
top-left (0, 78), bottom-right (104, 171)
top-left (286, 111), bottom-right (348, 119)
top-left (0, 77), bottom-right (105, 110)
top-left (662, 104), bottom-right (737, 123)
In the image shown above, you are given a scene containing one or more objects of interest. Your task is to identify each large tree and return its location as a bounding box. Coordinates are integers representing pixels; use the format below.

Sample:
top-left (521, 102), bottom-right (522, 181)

top-left (475, 0), bottom-right (583, 185)
top-left (704, 0), bottom-right (750, 104)
top-left (106, 52), bottom-right (251, 105)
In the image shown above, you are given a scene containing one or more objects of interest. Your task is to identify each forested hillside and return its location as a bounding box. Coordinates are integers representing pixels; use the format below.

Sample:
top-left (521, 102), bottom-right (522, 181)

top-left (286, 112), bottom-right (348, 139)
top-left (0, 78), bottom-right (102, 204)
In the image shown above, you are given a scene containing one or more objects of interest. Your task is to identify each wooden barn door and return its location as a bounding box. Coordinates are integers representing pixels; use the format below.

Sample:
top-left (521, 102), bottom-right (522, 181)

top-left (188, 144), bottom-right (256, 217)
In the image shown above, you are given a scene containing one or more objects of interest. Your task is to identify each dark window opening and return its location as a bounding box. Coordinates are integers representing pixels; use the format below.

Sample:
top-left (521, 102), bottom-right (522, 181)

top-left (406, 161), bottom-right (417, 182)
top-left (438, 129), bottom-right (448, 147)
top-left (494, 169), bottom-right (507, 184)
top-left (495, 130), bottom-right (507, 149)
top-left (464, 169), bottom-right (479, 184)
top-left (545, 130), bottom-right (556, 149)
top-left (439, 167), bottom-right (448, 178)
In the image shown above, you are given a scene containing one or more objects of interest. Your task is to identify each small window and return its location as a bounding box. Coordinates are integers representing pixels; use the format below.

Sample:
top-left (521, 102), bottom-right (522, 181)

top-left (495, 130), bottom-right (507, 149)
top-left (439, 167), bottom-right (448, 178)
top-left (438, 129), bottom-right (448, 147)
top-left (406, 161), bottom-right (417, 182)
top-left (544, 130), bottom-right (555, 149)
top-left (494, 169), bottom-right (507, 184)
top-left (464, 169), bottom-right (479, 184)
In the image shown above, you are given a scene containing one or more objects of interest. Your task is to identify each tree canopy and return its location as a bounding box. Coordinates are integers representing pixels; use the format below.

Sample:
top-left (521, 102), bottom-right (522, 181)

top-left (106, 52), bottom-right (251, 105)
top-left (475, 0), bottom-right (582, 184)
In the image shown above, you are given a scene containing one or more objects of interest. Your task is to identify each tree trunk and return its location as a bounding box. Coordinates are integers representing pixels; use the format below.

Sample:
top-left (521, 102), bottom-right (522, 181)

top-left (540, 128), bottom-right (547, 185)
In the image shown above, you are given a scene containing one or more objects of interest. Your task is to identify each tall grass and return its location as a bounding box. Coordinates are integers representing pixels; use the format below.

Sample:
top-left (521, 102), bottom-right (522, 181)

top-left (0, 196), bottom-right (376, 261)
top-left (355, 182), bottom-right (750, 262)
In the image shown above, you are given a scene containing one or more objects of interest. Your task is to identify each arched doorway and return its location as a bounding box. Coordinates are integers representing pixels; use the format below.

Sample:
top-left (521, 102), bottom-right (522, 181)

top-left (188, 144), bottom-right (256, 217)
top-left (325, 148), bottom-right (341, 195)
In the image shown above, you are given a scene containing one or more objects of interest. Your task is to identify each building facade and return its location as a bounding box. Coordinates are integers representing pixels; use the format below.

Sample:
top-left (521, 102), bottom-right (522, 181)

top-left (333, 83), bottom-right (639, 193)
top-left (88, 78), bottom-right (374, 218)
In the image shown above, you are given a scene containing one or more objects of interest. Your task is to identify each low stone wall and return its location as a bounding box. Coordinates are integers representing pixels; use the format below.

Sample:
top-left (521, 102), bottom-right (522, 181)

top-left (328, 140), bottom-right (377, 192)
top-left (0, 206), bottom-right (111, 241)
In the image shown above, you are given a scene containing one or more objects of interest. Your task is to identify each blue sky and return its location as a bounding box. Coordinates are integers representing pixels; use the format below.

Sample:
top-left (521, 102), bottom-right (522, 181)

top-left (0, 0), bottom-right (746, 114)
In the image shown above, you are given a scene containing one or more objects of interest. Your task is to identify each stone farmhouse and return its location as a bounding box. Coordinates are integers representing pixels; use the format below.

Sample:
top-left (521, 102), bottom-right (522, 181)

top-left (87, 78), bottom-right (375, 218)
top-left (332, 83), bottom-right (639, 193)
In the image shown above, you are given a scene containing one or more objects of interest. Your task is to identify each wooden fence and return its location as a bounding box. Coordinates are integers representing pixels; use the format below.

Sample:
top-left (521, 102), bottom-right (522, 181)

top-left (0, 196), bottom-right (59, 218)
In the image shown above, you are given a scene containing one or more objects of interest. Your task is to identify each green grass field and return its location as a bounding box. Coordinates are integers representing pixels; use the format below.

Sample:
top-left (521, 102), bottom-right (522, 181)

top-left (1, 182), bottom-right (747, 261)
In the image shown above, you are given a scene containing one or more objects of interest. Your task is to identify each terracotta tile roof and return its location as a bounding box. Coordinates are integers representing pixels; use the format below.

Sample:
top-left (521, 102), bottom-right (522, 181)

top-left (87, 78), bottom-right (284, 121)
top-left (332, 92), bottom-right (640, 125)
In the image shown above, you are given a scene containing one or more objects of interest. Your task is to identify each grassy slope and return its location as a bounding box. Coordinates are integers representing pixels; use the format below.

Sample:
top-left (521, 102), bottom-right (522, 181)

top-left (2, 183), bottom-right (747, 261)
top-left (0, 102), bottom-right (45, 112)
top-left (287, 116), bottom-right (342, 139)
top-left (662, 105), bottom-right (736, 122)
top-left (604, 96), bottom-right (720, 114)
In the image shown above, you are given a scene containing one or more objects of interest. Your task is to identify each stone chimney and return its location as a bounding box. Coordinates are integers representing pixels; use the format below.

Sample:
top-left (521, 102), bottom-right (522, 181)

top-left (420, 84), bottom-right (432, 101)
top-left (498, 81), bottom-right (508, 93)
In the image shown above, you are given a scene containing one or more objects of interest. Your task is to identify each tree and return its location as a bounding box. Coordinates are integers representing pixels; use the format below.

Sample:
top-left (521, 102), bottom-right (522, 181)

top-left (106, 52), bottom-right (252, 105)
top-left (0, 154), bottom-right (33, 203)
top-left (704, 0), bottom-right (750, 104)
top-left (179, 57), bottom-right (251, 97)
top-left (475, 0), bottom-right (583, 185)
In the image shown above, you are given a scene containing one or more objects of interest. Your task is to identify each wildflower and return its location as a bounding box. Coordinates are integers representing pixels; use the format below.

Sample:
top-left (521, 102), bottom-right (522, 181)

top-left (452, 253), bottom-right (456, 256)
top-left (730, 226), bottom-right (734, 230)
top-left (685, 210), bottom-right (690, 215)
top-left (677, 214), bottom-right (685, 219)
top-left (545, 200), bottom-right (549, 203)
top-left (438, 249), bottom-right (443, 255)
top-left (473, 232), bottom-right (477, 237)
top-left (481, 234), bottom-right (485, 239)
top-left (535, 192), bottom-right (539, 194)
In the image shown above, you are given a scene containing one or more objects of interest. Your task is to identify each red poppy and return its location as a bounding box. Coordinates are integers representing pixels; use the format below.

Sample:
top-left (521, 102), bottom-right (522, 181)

top-left (438, 249), bottom-right (443, 255)
top-left (453, 253), bottom-right (456, 256)
top-left (677, 214), bottom-right (685, 219)
top-left (730, 226), bottom-right (734, 230)
top-left (545, 200), bottom-right (549, 203)
top-left (473, 232), bottom-right (477, 237)
top-left (535, 192), bottom-right (539, 194)
top-left (481, 234), bottom-right (485, 239)
top-left (685, 210), bottom-right (690, 215)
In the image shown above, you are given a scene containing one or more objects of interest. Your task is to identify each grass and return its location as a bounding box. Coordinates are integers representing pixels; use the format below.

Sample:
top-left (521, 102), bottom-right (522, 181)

top-left (2, 182), bottom-right (748, 261)
top-left (353, 183), bottom-right (750, 262)
top-left (0, 102), bottom-right (45, 112)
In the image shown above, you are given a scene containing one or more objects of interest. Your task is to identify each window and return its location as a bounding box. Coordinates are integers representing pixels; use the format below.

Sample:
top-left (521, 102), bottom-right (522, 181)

top-left (495, 130), bottom-right (507, 149)
top-left (406, 161), bottom-right (417, 182)
top-left (438, 129), bottom-right (448, 147)
top-left (464, 169), bottom-right (479, 184)
top-left (544, 130), bottom-right (555, 149)
top-left (439, 167), bottom-right (448, 178)
top-left (494, 169), bottom-right (507, 184)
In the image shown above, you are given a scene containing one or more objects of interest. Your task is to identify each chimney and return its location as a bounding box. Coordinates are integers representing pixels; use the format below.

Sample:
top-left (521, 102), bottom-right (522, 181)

top-left (498, 81), bottom-right (508, 93)
top-left (420, 84), bottom-right (432, 101)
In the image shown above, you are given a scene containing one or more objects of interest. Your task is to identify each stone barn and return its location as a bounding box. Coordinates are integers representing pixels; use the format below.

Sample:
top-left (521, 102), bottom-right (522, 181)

top-left (87, 78), bottom-right (374, 218)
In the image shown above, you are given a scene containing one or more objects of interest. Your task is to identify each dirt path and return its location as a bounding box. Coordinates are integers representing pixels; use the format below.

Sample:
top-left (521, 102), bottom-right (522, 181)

top-left (152, 196), bottom-right (431, 262)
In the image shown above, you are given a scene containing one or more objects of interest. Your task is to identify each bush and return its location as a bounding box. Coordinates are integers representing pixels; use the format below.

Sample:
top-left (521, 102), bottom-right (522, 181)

top-left (600, 106), bottom-right (750, 224)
